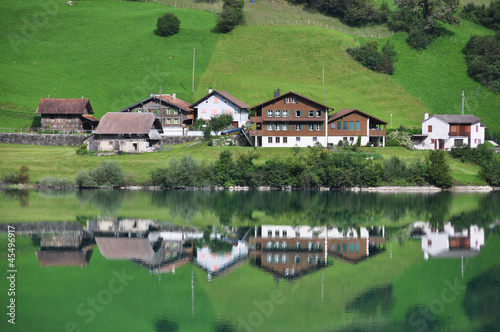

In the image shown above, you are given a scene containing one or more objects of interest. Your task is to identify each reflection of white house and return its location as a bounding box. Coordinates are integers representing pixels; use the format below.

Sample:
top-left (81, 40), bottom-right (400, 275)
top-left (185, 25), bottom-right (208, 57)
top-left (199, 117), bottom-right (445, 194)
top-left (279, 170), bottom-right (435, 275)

top-left (195, 241), bottom-right (249, 274)
top-left (190, 88), bottom-right (250, 127)
top-left (412, 113), bottom-right (485, 150)
top-left (413, 221), bottom-right (485, 259)
top-left (87, 218), bottom-right (158, 237)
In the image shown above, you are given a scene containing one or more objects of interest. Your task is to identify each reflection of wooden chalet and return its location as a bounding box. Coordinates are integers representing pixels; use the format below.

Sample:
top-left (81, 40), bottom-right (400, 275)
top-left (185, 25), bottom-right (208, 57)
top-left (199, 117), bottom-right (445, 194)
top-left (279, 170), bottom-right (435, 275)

top-left (95, 237), bottom-right (155, 261)
top-left (35, 98), bottom-right (99, 131)
top-left (250, 225), bottom-right (385, 279)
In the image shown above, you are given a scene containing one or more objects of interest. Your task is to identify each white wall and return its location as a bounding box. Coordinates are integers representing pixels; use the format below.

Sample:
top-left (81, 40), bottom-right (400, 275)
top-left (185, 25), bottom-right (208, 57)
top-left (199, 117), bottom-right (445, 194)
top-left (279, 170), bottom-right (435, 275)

top-left (260, 135), bottom-right (327, 147)
top-left (196, 93), bottom-right (249, 127)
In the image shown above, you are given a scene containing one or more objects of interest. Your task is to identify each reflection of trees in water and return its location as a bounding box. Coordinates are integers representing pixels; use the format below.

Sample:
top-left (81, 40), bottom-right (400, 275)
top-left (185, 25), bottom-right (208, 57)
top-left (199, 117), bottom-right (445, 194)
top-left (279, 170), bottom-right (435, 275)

top-left (148, 191), bottom-right (463, 226)
top-left (464, 265), bottom-right (500, 330)
top-left (2, 189), bottom-right (29, 207)
top-left (76, 190), bottom-right (124, 214)
top-left (450, 191), bottom-right (500, 231)
top-left (153, 317), bottom-right (179, 332)
top-left (213, 319), bottom-right (236, 332)
top-left (346, 284), bottom-right (395, 316)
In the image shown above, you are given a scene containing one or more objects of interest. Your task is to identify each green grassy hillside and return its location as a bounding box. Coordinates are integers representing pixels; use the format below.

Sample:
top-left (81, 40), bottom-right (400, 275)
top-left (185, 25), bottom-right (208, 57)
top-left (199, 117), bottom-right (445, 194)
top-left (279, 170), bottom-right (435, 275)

top-left (0, 0), bottom-right (498, 132)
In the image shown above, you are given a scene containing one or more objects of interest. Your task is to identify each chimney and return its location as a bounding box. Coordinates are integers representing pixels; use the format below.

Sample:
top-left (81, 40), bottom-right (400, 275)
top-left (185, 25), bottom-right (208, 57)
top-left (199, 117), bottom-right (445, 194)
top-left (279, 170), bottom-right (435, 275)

top-left (173, 93), bottom-right (176, 100)
top-left (81, 96), bottom-right (83, 99)
top-left (150, 92), bottom-right (155, 97)
top-left (424, 112), bottom-right (429, 120)
top-left (273, 88), bottom-right (281, 98)
top-left (209, 87), bottom-right (212, 94)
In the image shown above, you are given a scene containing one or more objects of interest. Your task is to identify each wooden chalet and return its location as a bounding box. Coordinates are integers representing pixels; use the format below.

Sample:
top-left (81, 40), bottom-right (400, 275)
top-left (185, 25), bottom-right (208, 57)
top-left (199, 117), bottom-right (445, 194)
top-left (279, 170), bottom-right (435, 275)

top-left (88, 112), bottom-right (163, 153)
top-left (249, 91), bottom-right (333, 147)
top-left (118, 93), bottom-right (194, 128)
top-left (35, 98), bottom-right (99, 131)
top-left (328, 108), bottom-right (388, 147)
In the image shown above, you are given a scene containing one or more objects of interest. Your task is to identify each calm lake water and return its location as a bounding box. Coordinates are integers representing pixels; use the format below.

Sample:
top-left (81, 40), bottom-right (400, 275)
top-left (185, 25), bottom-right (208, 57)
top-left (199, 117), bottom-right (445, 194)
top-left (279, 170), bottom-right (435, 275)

top-left (0, 190), bottom-right (499, 332)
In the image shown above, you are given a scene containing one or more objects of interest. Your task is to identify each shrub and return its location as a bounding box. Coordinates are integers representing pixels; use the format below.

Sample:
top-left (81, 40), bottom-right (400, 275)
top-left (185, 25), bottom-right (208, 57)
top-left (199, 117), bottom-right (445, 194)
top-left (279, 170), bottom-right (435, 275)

top-left (461, 1), bottom-right (500, 31)
top-left (479, 157), bottom-right (500, 186)
top-left (92, 161), bottom-right (124, 186)
top-left (386, 139), bottom-right (401, 147)
top-left (76, 143), bottom-right (88, 155)
top-left (75, 170), bottom-right (96, 188)
top-left (214, 0), bottom-right (244, 33)
top-left (2, 165), bottom-right (30, 184)
top-left (463, 33), bottom-right (500, 94)
top-left (156, 13), bottom-right (180, 37)
top-left (347, 40), bottom-right (396, 75)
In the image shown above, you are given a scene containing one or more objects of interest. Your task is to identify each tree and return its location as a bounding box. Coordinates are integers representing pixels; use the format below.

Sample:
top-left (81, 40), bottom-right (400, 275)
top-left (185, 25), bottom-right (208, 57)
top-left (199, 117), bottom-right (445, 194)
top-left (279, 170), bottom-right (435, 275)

top-left (210, 114), bottom-right (233, 135)
top-left (426, 150), bottom-right (453, 188)
top-left (392, 0), bottom-right (460, 49)
top-left (156, 13), bottom-right (180, 37)
top-left (214, 0), bottom-right (244, 33)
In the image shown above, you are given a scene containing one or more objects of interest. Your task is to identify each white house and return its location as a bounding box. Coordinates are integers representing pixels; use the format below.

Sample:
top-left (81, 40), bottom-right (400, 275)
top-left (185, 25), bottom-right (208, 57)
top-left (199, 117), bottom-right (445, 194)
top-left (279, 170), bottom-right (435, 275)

top-left (413, 113), bottom-right (485, 150)
top-left (190, 88), bottom-right (250, 127)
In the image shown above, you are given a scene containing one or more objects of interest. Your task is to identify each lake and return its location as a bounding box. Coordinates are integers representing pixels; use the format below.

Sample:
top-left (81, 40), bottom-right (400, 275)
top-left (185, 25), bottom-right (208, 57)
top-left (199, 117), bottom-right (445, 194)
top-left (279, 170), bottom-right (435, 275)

top-left (0, 190), bottom-right (499, 331)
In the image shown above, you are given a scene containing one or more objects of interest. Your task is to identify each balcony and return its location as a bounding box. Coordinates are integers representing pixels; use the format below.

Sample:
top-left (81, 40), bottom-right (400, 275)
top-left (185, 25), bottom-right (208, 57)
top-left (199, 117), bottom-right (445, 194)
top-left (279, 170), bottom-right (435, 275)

top-left (249, 130), bottom-right (262, 136)
top-left (249, 116), bottom-right (262, 123)
top-left (449, 131), bottom-right (469, 137)
top-left (369, 129), bottom-right (386, 137)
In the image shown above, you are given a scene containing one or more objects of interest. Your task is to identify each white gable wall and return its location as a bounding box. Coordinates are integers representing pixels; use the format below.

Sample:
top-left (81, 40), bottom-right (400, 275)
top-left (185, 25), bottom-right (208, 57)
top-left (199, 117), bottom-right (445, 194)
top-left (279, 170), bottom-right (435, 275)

top-left (196, 93), bottom-right (249, 126)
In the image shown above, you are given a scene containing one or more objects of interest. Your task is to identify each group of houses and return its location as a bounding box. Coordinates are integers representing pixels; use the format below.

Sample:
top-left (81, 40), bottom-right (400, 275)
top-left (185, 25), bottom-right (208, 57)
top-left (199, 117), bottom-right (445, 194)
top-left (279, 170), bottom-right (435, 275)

top-left (35, 88), bottom-right (486, 152)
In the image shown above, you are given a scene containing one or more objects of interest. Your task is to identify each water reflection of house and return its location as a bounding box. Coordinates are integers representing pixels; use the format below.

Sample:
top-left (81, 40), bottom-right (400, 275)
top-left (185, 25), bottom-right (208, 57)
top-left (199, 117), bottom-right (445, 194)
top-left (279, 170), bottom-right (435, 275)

top-left (195, 241), bottom-right (249, 278)
top-left (35, 230), bottom-right (93, 268)
top-left (87, 218), bottom-right (158, 238)
top-left (250, 225), bottom-right (385, 279)
top-left (412, 221), bottom-right (485, 259)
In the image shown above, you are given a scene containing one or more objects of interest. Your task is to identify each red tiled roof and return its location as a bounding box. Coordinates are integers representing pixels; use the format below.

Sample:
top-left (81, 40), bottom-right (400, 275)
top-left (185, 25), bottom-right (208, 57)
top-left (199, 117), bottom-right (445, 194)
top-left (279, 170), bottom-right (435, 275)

top-left (82, 114), bottom-right (100, 122)
top-left (36, 98), bottom-right (94, 115)
top-left (157, 94), bottom-right (193, 112)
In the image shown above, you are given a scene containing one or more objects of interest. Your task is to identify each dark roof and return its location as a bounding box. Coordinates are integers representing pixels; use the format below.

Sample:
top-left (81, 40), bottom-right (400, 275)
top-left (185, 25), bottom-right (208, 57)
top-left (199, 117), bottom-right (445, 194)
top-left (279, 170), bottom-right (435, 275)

top-left (249, 91), bottom-right (334, 111)
top-left (36, 98), bottom-right (94, 115)
top-left (190, 90), bottom-right (250, 109)
top-left (328, 108), bottom-right (388, 125)
top-left (429, 114), bottom-right (482, 124)
top-left (95, 113), bottom-right (163, 135)
top-left (82, 114), bottom-right (100, 123)
top-left (36, 250), bottom-right (92, 266)
top-left (119, 94), bottom-right (193, 113)
top-left (95, 238), bottom-right (155, 261)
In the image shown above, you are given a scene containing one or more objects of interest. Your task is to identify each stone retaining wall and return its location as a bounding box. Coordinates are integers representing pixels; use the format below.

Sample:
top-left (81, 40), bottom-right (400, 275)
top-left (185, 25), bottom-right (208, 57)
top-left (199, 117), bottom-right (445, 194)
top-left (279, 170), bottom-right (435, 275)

top-left (0, 133), bottom-right (199, 147)
top-left (0, 133), bottom-right (89, 146)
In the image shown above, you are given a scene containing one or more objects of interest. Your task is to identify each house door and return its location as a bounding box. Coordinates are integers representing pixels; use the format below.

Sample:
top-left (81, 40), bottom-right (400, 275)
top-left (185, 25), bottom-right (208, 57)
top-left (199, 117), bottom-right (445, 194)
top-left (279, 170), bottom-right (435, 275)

top-left (232, 121), bottom-right (238, 128)
top-left (439, 139), bottom-right (444, 150)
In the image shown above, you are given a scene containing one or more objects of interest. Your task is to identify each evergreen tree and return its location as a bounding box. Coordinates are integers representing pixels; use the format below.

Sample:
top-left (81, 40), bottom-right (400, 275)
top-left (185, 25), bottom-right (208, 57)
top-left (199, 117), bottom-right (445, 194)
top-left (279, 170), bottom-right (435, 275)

top-left (426, 150), bottom-right (453, 188)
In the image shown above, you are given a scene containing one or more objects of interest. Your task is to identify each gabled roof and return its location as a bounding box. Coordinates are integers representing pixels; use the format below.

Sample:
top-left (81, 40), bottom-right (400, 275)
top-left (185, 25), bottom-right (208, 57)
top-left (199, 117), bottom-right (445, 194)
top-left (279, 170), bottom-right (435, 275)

top-left (36, 98), bottom-right (94, 115)
top-left (190, 90), bottom-right (250, 109)
top-left (119, 94), bottom-right (193, 113)
top-left (82, 114), bottom-right (100, 123)
top-left (95, 112), bottom-right (163, 135)
top-left (328, 108), bottom-right (387, 125)
top-left (423, 114), bottom-right (482, 125)
top-left (36, 250), bottom-right (93, 266)
top-left (249, 91), bottom-right (333, 111)
top-left (95, 238), bottom-right (155, 261)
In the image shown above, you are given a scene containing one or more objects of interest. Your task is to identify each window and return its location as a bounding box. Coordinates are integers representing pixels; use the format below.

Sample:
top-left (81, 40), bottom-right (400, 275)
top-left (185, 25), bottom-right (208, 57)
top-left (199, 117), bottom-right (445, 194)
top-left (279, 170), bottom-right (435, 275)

top-left (355, 243), bottom-right (360, 253)
top-left (267, 110), bottom-right (273, 117)
top-left (428, 125), bottom-right (433, 132)
top-left (313, 137), bottom-right (317, 142)
top-left (349, 243), bottom-right (353, 253)
top-left (296, 137), bottom-right (301, 142)
top-left (295, 110), bottom-right (301, 117)
top-left (282, 110), bottom-right (288, 117)
top-left (268, 230), bottom-right (272, 237)
top-left (355, 121), bottom-right (360, 131)
top-left (267, 254), bottom-right (272, 263)
top-left (427, 239), bottom-right (432, 247)
top-left (308, 110), bottom-right (315, 117)
top-left (275, 110), bottom-right (281, 117)
top-left (337, 121), bottom-right (342, 130)
top-left (308, 124), bottom-right (314, 131)
top-left (285, 97), bottom-right (297, 103)
top-left (476, 125), bottom-right (479, 132)
top-left (275, 124), bottom-right (280, 131)
top-left (316, 124), bottom-right (321, 131)
top-left (331, 245), bottom-right (335, 251)
top-left (283, 230), bottom-right (287, 237)
top-left (214, 97), bottom-right (219, 104)
top-left (174, 119), bottom-right (179, 124)
top-left (349, 137), bottom-right (354, 142)
top-left (226, 109), bottom-right (231, 115)
top-left (274, 254), bottom-right (279, 263)
top-left (315, 242), bottom-right (321, 250)
top-left (268, 137), bottom-right (273, 143)
top-left (317, 110), bottom-right (323, 117)
top-left (343, 121), bottom-right (348, 130)
top-left (283, 137), bottom-right (288, 144)
top-left (295, 124), bottom-right (301, 131)
top-left (201, 109), bottom-right (206, 114)
top-left (331, 123), bottom-right (336, 129)
top-left (276, 137), bottom-right (280, 143)
top-left (211, 109), bottom-right (217, 115)
top-left (337, 244), bottom-right (341, 252)
top-left (281, 255), bottom-right (287, 263)
top-left (343, 243), bottom-right (347, 252)
top-left (349, 121), bottom-right (354, 131)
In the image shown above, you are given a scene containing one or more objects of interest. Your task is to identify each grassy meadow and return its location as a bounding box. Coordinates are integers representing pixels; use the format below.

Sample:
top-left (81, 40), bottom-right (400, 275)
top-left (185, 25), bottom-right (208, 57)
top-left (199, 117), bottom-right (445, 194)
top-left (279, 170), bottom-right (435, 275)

top-left (1, 0), bottom-right (499, 133)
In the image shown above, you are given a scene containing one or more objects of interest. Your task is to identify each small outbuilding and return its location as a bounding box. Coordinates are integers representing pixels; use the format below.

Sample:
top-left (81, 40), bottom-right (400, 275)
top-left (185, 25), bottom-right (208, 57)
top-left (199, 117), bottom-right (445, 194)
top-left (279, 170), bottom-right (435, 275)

top-left (88, 112), bottom-right (163, 153)
top-left (35, 98), bottom-right (99, 131)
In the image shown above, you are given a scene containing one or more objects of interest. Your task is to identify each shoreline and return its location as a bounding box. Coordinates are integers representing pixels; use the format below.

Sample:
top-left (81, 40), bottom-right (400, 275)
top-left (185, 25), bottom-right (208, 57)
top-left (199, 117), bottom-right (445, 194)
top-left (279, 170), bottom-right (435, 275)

top-left (1, 184), bottom-right (497, 192)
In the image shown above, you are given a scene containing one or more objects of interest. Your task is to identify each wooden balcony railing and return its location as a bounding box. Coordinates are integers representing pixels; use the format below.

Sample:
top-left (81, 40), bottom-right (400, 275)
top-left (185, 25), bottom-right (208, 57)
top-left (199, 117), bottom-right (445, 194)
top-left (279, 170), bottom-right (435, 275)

top-left (449, 131), bottom-right (469, 137)
top-left (369, 129), bottom-right (386, 137)
top-left (249, 116), bottom-right (262, 123)
top-left (249, 130), bottom-right (262, 136)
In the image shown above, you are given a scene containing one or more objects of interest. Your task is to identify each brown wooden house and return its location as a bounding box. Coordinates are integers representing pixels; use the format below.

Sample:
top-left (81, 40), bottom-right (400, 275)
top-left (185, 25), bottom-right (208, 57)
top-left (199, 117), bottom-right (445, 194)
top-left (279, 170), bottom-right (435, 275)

top-left (249, 91), bottom-right (333, 147)
top-left (36, 98), bottom-right (99, 131)
top-left (118, 93), bottom-right (194, 129)
top-left (327, 108), bottom-right (387, 147)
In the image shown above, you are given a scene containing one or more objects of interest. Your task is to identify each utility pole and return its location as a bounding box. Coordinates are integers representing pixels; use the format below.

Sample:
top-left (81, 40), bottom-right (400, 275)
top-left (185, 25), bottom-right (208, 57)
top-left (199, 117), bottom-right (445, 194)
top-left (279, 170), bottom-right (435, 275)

top-left (192, 48), bottom-right (196, 95)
